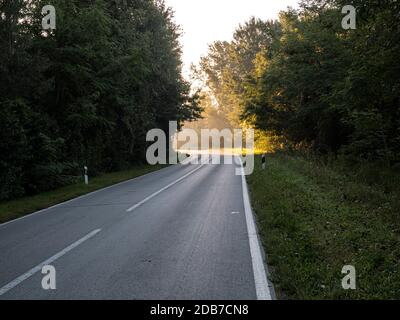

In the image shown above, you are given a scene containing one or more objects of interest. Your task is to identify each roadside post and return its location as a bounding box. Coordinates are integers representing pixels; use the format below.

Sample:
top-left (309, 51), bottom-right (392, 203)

top-left (84, 166), bottom-right (89, 185)
top-left (262, 154), bottom-right (266, 170)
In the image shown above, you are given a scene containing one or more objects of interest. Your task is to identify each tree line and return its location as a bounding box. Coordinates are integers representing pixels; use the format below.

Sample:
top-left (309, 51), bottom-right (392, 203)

top-left (198, 0), bottom-right (400, 164)
top-left (0, 0), bottom-right (201, 201)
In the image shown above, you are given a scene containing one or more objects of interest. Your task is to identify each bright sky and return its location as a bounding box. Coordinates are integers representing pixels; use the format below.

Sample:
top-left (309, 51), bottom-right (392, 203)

top-left (164, 0), bottom-right (300, 77)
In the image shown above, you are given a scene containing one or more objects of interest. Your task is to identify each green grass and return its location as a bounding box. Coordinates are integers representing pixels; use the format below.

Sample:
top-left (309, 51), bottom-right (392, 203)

top-left (247, 153), bottom-right (400, 299)
top-left (0, 164), bottom-right (166, 224)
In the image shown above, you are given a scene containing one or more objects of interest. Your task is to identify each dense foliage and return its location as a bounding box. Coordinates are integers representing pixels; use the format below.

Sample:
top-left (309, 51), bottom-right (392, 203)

top-left (199, 0), bottom-right (400, 163)
top-left (0, 0), bottom-right (201, 200)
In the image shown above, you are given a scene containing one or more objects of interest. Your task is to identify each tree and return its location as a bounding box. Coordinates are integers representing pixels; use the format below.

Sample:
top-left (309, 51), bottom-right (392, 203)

top-left (0, 0), bottom-right (202, 200)
top-left (199, 17), bottom-right (280, 128)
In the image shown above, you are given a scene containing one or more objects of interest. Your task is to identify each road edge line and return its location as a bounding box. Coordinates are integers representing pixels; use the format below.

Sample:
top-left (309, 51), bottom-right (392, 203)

top-left (239, 157), bottom-right (274, 300)
top-left (0, 164), bottom-right (190, 228)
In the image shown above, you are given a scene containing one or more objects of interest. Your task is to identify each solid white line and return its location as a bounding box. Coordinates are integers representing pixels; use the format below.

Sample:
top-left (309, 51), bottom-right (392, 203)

top-left (239, 158), bottom-right (273, 300)
top-left (0, 229), bottom-right (101, 296)
top-left (127, 164), bottom-right (205, 212)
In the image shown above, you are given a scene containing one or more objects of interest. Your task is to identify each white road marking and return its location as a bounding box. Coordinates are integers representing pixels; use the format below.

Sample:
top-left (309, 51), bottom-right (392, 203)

top-left (0, 166), bottom-right (173, 228)
top-left (127, 164), bottom-right (205, 212)
top-left (0, 229), bottom-right (101, 296)
top-left (0, 156), bottom-right (209, 228)
top-left (239, 157), bottom-right (273, 300)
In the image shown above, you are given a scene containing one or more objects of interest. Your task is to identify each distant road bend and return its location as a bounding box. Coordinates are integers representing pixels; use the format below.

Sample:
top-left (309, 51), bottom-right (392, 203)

top-left (0, 155), bottom-right (273, 300)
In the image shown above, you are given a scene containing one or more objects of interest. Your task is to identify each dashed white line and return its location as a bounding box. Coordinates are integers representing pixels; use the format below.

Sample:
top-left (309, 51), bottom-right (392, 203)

top-left (0, 229), bottom-right (102, 296)
top-left (0, 165), bottom-right (172, 228)
top-left (127, 164), bottom-right (205, 212)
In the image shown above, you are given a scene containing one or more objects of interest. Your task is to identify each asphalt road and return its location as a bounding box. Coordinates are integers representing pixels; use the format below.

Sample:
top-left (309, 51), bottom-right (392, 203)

top-left (0, 156), bottom-right (272, 300)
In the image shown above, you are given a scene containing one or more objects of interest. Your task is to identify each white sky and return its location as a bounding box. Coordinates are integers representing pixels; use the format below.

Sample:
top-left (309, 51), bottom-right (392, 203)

top-left (164, 0), bottom-right (300, 77)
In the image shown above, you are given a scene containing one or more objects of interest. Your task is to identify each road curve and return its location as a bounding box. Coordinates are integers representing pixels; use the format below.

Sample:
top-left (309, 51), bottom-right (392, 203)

top-left (0, 157), bottom-right (272, 300)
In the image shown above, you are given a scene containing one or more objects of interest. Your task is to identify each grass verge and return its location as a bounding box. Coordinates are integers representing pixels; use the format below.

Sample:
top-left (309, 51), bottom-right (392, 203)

top-left (0, 164), bottom-right (166, 224)
top-left (247, 153), bottom-right (400, 299)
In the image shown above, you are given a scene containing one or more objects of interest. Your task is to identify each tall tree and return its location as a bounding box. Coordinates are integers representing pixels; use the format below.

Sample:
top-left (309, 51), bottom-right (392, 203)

top-left (0, 0), bottom-right (201, 200)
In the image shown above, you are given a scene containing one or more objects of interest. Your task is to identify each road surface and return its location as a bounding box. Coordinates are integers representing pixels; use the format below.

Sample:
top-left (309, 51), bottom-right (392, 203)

top-left (0, 156), bottom-right (273, 300)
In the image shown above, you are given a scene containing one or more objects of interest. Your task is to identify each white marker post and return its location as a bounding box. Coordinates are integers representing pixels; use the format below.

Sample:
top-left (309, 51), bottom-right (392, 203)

top-left (84, 166), bottom-right (89, 185)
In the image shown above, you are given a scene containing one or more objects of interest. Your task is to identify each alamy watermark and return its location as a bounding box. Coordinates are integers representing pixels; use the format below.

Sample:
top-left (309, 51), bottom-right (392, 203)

top-left (42, 5), bottom-right (56, 30)
top-left (146, 121), bottom-right (255, 175)
top-left (41, 265), bottom-right (56, 290)
top-left (342, 265), bottom-right (356, 290)
top-left (342, 5), bottom-right (356, 30)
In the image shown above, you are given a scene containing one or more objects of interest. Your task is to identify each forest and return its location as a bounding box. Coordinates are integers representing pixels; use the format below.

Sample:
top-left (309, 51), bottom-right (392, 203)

top-left (1, 0), bottom-right (399, 202)
top-left (197, 0), bottom-right (400, 165)
top-left (0, 0), bottom-right (201, 201)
